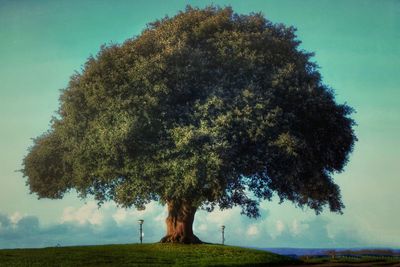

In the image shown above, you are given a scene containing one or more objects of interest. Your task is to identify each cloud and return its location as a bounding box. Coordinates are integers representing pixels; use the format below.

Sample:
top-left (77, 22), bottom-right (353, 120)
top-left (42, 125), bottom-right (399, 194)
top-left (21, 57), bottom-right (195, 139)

top-left (247, 225), bottom-right (259, 236)
top-left (290, 219), bottom-right (308, 236)
top-left (0, 202), bottom-right (368, 249)
top-left (112, 208), bottom-right (129, 225)
top-left (9, 212), bottom-right (23, 225)
top-left (61, 202), bottom-right (103, 225)
top-left (275, 220), bottom-right (285, 235)
top-left (0, 202), bottom-right (167, 249)
top-left (195, 206), bottom-right (368, 248)
top-left (262, 217), bottom-right (365, 248)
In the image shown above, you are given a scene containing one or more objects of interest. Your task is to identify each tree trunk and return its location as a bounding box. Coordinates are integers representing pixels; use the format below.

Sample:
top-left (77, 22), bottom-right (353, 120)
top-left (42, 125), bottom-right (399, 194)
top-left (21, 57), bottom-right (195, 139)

top-left (160, 200), bottom-right (202, 244)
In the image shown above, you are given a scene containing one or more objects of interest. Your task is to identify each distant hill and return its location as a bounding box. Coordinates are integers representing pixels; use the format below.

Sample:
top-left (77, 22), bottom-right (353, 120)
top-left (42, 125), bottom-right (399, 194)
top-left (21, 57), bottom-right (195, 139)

top-left (259, 247), bottom-right (400, 256)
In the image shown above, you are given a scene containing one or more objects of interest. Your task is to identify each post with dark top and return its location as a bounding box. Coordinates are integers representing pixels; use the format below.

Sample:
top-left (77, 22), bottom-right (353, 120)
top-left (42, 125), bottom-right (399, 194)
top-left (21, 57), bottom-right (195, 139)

top-left (138, 219), bottom-right (144, 244)
top-left (221, 225), bottom-right (225, 245)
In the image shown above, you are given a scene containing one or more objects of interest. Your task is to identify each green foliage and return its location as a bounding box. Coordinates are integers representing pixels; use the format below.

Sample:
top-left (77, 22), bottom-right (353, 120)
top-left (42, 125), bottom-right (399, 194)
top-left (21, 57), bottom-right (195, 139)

top-left (0, 244), bottom-right (296, 267)
top-left (22, 6), bottom-right (356, 216)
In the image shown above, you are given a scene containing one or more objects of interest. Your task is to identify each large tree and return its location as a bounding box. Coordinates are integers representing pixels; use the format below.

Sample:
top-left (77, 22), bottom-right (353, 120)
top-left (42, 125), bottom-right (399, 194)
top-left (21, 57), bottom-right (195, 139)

top-left (22, 6), bottom-right (356, 244)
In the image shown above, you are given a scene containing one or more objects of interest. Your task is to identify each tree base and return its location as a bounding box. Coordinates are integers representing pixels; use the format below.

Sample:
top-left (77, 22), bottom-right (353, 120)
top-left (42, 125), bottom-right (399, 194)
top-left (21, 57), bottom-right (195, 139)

top-left (160, 234), bottom-right (203, 244)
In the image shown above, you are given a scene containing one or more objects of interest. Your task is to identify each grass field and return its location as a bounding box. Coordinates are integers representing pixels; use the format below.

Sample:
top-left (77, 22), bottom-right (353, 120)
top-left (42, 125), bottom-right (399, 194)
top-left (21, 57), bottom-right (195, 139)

top-left (2, 243), bottom-right (400, 266)
top-left (0, 243), bottom-right (297, 267)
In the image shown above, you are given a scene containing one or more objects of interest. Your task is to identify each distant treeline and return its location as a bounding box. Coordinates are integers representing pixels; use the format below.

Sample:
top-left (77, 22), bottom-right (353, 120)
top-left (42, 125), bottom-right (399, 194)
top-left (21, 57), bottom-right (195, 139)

top-left (326, 249), bottom-right (400, 257)
top-left (261, 248), bottom-right (400, 257)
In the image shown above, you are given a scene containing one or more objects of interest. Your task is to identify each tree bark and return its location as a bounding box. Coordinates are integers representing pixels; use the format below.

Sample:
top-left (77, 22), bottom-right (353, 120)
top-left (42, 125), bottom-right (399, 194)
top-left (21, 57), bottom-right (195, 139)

top-left (160, 200), bottom-right (202, 244)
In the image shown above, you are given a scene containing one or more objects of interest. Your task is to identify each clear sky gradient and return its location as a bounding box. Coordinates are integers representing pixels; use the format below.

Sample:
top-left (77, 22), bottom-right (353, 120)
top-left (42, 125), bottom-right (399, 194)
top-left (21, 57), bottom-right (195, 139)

top-left (0, 0), bottom-right (399, 249)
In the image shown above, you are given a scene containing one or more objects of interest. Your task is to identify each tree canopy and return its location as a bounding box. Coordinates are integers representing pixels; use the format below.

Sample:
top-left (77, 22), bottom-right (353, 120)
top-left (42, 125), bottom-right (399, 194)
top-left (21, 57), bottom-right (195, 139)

top-left (23, 6), bottom-right (356, 223)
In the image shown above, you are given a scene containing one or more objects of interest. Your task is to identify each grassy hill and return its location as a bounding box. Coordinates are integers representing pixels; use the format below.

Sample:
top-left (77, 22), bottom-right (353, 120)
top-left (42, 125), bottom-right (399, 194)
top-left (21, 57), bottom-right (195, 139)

top-left (0, 243), bottom-right (297, 267)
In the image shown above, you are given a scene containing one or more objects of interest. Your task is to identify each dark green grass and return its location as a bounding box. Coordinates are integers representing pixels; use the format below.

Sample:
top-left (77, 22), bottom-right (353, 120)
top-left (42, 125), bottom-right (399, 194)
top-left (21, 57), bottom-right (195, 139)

top-left (300, 255), bottom-right (400, 265)
top-left (0, 243), bottom-right (297, 267)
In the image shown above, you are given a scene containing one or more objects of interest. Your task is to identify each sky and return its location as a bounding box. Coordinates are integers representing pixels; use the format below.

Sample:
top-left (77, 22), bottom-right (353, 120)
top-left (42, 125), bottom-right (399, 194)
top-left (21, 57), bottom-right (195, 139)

top-left (0, 0), bottom-right (399, 249)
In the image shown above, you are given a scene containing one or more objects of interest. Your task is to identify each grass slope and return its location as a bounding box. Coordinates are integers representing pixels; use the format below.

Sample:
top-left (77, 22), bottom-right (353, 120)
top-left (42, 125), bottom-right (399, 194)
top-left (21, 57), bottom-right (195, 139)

top-left (0, 243), bottom-right (296, 267)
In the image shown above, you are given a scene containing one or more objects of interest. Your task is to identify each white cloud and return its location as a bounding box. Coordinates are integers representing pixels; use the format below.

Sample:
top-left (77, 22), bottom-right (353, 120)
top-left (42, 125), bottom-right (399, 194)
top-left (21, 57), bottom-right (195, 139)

top-left (61, 202), bottom-right (103, 225)
top-left (201, 207), bottom-right (239, 225)
top-left (197, 223), bottom-right (208, 232)
top-left (154, 211), bottom-right (166, 223)
top-left (276, 220), bottom-right (285, 234)
top-left (9, 212), bottom-right (23, 225)
top-left (112, 208), bottom-right (130, 225)
top-left (0, 201), bottom-right (372, 249)
top-left (290, 219), bottom-right (308, 236)
top-left (247, 224), bottom-right (259, 236)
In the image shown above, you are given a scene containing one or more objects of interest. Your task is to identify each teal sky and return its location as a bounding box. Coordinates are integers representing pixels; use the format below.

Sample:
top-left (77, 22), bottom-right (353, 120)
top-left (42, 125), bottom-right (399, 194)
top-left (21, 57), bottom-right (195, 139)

top-left (0, 0), bottom-right (399, 248)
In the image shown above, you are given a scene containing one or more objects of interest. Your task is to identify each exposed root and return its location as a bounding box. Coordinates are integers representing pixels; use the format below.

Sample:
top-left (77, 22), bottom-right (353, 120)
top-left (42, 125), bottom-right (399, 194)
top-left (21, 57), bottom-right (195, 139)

top-left (160, 234), bottom-right (203, 244)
